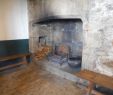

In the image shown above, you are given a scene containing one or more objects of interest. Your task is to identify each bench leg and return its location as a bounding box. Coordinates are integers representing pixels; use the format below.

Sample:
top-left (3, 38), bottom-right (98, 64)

top-left (87, 82), bottom-right (95, 95)
top-left (23, 56), bottom-right (28, 64)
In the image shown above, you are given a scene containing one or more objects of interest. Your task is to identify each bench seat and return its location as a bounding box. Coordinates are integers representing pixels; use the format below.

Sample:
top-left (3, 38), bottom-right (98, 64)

top-left (0, 53), bottom-right (31, 71)
top-left (75, 70), bottom-right (113, 95)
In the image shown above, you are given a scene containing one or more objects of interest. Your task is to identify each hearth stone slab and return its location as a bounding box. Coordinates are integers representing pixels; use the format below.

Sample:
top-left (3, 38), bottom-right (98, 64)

top-left (35, 59), bottom-right (79, 82)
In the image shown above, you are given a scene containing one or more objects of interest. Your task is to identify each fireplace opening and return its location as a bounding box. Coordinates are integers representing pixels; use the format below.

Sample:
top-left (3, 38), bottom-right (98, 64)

top-left (35, 19), bottom-right (83, 73)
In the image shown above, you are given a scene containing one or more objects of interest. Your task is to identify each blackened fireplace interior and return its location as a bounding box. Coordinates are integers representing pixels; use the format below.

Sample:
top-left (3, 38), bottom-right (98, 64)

top-left (35, 18), bottom-right (83, 73)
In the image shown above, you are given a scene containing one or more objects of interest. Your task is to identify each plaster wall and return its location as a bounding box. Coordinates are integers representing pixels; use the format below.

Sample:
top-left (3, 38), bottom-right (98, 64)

top-left (0, 0), bottom-right (28, 40)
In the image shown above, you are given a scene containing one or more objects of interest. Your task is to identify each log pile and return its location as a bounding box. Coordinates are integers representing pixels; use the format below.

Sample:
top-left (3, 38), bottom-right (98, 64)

top-left (35, 45), bottom-right (52, 60)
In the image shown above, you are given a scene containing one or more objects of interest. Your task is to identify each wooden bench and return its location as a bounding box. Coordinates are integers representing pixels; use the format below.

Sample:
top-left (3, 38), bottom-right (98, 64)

top-left (75, 70), bottom-right (113, 95)
top-left (0, 53), bottom-right (31, 71)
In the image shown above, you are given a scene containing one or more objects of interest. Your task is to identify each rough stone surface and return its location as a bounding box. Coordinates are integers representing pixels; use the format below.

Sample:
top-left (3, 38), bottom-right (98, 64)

top-left (82, 0), bottom-right (113, 76)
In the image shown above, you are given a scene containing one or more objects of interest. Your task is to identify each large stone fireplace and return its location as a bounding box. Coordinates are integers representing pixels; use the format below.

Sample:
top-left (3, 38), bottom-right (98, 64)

top-left (28, 0), bottom-right (113, 77)
top-left (35, 19), bottom-right (83, 73)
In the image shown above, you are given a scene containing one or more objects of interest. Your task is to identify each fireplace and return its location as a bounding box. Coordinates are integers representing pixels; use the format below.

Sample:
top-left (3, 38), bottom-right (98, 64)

top-left (33, 19), bottom-right (83, 73)
top-left (28, 0), bottom-right (113, 79)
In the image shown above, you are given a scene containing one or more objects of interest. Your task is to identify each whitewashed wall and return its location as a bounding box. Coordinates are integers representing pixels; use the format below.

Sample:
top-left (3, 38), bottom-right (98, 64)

top-left (0, 0), bottom-right (28, 40)
top-left (82, 0), bottom-right (113, 76)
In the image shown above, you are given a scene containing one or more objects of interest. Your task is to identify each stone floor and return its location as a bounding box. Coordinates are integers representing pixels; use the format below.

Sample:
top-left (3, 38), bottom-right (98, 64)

top-left (0, 63), bottom-right (83, 95)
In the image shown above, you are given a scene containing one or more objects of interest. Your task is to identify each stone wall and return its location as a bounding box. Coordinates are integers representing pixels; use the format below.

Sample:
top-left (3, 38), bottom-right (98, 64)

top-left (82, 0), bottom-right (113, 76)
top-left (28, 0), bottom-right (113, 76)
